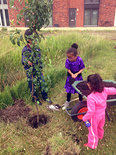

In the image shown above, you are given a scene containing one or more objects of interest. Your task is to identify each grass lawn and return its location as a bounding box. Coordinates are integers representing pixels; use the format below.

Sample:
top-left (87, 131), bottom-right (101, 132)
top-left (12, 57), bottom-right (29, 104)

top-left (0, 81), bottom-right (115, 155)
top-left (0, 29), bottom-right (116, 155)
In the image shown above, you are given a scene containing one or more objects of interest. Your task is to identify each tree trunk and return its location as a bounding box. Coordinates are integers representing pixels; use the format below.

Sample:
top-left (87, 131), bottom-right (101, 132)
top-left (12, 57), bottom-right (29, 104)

top-left (32, 74), bottom-right (39, 124)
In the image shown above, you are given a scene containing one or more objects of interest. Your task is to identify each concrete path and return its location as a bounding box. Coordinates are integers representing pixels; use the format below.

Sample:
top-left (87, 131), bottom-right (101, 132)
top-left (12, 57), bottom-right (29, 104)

top-left (1, 27), bottom-right (116, 31)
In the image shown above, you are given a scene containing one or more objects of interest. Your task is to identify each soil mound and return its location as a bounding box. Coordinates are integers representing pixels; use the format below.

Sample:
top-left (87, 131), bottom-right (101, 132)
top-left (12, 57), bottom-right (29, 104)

top-left (28, 114), bottom-right (48, 128)
top-left (0, 99), bottom-right (49, 128)
top-left (0, 99), bottom-right (31, 123)
top-left (76, 81), bottom-right (116, 99)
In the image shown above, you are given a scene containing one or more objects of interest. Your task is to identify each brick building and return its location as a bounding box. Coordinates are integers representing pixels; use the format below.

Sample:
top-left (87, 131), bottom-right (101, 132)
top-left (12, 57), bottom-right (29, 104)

top-left (53, 0), bottom-right (116, 27)
top-left (0, 0), bottom-right (25, 27)
top-left (0, 0), bottom-right (116, 27)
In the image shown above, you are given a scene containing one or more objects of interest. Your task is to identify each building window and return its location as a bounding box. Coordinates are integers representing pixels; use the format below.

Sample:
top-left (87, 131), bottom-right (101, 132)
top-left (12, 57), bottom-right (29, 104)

top-left (84, 0), bottom-right (100, 4)
top-left (0, 0), bottom-right (10, 27)
top-left (0, 9), bottom-right (4, 26)
top-left (84, 9), bottom-right (98, 26)
top-left (3, 0), bottom-right (7, 4)
top-left (84, 0), bottom-right (99, 26)
top-left (5, 9), bottom-right (10, 26)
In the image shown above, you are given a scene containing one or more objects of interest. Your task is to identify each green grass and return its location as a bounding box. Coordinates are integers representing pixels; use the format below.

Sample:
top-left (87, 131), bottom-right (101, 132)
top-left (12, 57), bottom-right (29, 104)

top-left (0, 32), bottom-right (25, 91)
top-left (0, 81), bottom-right (115, 155)
top-left (0, 30), bottom-right (116, 154)
top-left (0, 30), bottom-right (116, 91)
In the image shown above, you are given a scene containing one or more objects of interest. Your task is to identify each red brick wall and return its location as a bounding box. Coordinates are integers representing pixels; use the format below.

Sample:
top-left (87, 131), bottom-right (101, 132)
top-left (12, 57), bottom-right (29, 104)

top-left (7, 0), bottom-right (25, 27)
top-left (98, 0), bottom-right (116, 26)
top-left (7, 0), bottom-right (116, 27)
top-left (53, 0), bottom-right (116, 27)
top-left (53, 0), bottom-right (69, 27)
top-left (53, 0), bottom-right (84, 27)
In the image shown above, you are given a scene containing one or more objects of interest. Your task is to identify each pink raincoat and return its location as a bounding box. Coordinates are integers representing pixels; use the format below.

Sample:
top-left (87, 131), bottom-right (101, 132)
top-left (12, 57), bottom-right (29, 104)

top-left (82, 87), bottom-right (116, 149)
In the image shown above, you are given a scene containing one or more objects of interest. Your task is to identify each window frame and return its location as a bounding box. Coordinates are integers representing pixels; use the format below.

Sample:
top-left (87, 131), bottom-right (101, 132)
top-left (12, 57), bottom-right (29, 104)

top-left (0, 0), bottom-right (10, 27)
top-left (84, 8), bottom-right (99, 26)
top-left (84, 0), bottom-right (100, 26)
top-left (84, 0), bottom-right (100, 4)
top-left (3, 0), bottom-right (7, 4)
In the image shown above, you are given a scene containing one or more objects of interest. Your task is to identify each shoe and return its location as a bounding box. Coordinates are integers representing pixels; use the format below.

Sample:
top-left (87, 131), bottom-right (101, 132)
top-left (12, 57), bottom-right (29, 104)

top-left (47, 104), bottom-right (61, 111)
top-left (32, 97), bottom-right (42, 105)
top-left (36, 100), bottom-right (42, 106)
top-left (32, 97), bottom-right (35, 102)
top-left (62, 101), bottom-right (70, 110)
top-left (84, 143), bottom-right (88, 147)
top-left (84, 143), bottom-right (97, 149)
top-left (45, 98), bottom-right (52, 104)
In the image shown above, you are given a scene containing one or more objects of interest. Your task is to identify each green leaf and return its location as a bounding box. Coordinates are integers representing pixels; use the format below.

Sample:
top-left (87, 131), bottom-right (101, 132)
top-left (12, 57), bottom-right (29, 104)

top-left (16, 29), bottom-right (21, 34)
top-left (17, 38), bottom-right (20, 46)
top-left (11, 38), bottom-right (16, 45)
top-left (19, 34), bottom-right (23, 41)
top-left (16, 21), bottom-right (20, 25)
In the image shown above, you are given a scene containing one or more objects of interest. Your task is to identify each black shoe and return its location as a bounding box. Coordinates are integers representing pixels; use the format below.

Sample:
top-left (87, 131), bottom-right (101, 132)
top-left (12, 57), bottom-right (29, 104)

top-left (32, 97), bottom-right (35, 102)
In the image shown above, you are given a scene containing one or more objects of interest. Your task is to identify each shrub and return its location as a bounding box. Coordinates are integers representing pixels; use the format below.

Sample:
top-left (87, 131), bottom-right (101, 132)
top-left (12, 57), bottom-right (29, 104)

top-left (0, 86), bottom-right (13, 109)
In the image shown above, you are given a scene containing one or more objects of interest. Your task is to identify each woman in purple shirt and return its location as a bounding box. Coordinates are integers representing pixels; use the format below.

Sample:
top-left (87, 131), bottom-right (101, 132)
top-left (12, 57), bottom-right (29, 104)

top-left (63, 46), bottom-right (85, 109)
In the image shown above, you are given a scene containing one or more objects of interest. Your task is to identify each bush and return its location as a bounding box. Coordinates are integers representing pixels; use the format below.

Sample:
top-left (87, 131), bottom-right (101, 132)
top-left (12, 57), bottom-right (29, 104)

top-left (16, 80), bottom-right (29, 99)
top-left (0, 86), bottom-right (13, 109)
top-left (10, 80), bottom-right (29, 100)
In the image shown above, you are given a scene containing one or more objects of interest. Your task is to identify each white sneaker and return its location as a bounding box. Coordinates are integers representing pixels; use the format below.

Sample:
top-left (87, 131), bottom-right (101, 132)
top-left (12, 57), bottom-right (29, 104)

top-left (47, 105), bottom-right (60, 111)
top-left (62, 101), bottom-right (70, 110)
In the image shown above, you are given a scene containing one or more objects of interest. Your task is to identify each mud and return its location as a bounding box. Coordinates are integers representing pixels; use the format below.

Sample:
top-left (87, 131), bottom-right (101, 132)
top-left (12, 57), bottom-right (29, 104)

top-left (0, 99), bottom-right (49, 128)
top-left (28, 114), bottom-right (48, 128)
top-left (76, 81), bottom-right (116, 100)
top-left (45, 146), bottom-right (52, 155)
top-left (0, 99), bottom-right (31, 123)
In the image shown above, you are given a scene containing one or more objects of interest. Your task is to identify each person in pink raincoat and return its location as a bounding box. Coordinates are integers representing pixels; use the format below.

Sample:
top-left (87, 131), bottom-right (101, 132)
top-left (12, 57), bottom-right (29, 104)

top-left (82, 74), bottom-right (116, 149)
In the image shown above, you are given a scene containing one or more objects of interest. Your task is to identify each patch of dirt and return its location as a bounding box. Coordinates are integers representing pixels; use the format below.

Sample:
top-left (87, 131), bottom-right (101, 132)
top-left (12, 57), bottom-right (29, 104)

top-left (0, 99), bottom-right (31, 123)
top-left (45, 145), bottom-right (52, 155)
top-left (66, 132), bottom-right (81, 144)
top-left (76, 81), bottom-right (116, 100)
top-left (0, 99), bottom-right (49, 128)
top-left (72, 134), bottom-right (80, 144)
top-left (28, 114), bottom-right (48, 128)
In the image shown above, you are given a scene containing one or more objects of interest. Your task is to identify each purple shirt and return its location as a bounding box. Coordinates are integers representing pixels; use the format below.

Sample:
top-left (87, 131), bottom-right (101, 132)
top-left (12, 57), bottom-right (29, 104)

top-left (64, 56), bottom-right (85, 94)
top-left (65, 56), bottom-right (85, 74)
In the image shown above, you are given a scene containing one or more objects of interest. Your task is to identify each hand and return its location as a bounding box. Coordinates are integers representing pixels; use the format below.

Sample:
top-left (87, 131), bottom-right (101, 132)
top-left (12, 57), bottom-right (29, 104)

top-left (82, 116), bottom-right (86, 122)
top-left (74, 73), bottom-right (78, 78)
top-left (71, 73), bottom-right (77, 79)
top-left (28, 61), bottom-right (33, 66)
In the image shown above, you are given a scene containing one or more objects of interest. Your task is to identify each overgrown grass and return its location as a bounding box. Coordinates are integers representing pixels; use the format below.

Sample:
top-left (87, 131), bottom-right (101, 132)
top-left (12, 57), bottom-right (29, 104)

top-left (0, 32), bottom-right (25, 91)
top-left (0, 30), bottom-right (116, 154)
top-left (0, 31), bottom-right (116, 91)
top-left (0, 30), bottom-right (116, 106)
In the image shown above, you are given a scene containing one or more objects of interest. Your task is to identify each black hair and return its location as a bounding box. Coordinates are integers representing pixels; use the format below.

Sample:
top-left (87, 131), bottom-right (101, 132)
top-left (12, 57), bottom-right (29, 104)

top-left (66, 47), bottom-right (78, 57)
top-left (24, 29), bottom-right (33, 43)
top-left (87, 74), bottom-right (104, 93)
top-left (71, 43), bottom-right (78, 49)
